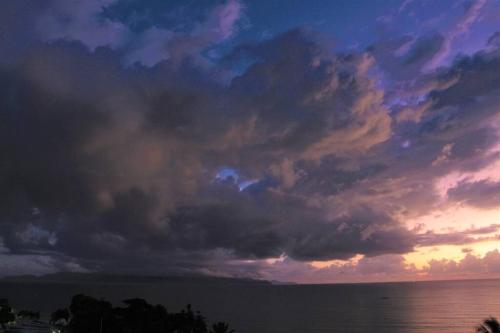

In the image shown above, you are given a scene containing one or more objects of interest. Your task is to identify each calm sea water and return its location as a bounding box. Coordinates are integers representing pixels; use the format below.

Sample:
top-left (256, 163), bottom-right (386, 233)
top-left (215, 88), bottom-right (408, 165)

top-left (1, 278), bottom-right (499, 333)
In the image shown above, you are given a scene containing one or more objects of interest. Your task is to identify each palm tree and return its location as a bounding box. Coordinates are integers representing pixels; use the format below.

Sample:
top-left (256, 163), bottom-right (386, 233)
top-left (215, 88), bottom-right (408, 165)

top-left (477, 317), bottom-right (500, 333)
top-left (50, 308), bottom-right (70, 325)
top-left (210, 322), bottom-right (235, 333)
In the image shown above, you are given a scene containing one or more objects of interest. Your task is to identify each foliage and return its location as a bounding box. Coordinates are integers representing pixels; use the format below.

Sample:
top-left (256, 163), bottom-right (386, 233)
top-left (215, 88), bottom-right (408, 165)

top-left (477, 317), bottom-right (500, 333)
top-left (210, 322), bottom-right (235, 333)
top-left (0, 299), bottom-right (15, 329)
top-left (57, 294), bottom-right (234, 333)
top-left (51, 308), bottom-right (70, 324)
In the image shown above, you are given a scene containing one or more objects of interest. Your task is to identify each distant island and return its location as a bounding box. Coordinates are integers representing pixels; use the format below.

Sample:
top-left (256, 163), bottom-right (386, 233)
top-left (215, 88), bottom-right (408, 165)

top-left (0, 272), bottom-right (275, 286)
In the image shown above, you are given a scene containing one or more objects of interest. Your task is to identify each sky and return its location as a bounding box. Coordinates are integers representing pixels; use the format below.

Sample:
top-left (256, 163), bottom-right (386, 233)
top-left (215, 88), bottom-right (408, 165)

top-left (1, 0), bottom-right (500, 284)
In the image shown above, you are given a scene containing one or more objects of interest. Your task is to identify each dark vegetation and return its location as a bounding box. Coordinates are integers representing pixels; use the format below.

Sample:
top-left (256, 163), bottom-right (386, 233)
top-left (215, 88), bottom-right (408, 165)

top-left (477, 317), bottom-right (500, 333)
top-left (0, 299), bottom-right (15, 329)
top-left (1, 295), bottom-right (235, 333)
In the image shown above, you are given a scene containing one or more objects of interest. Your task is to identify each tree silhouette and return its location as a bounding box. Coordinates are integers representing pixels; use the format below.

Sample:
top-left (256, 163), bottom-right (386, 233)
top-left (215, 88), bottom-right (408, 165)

top-left (210, 322), bottom-right (235, 333)
top-left (60, 294), bottom-right (235, 333)
top-left (116, 298), bottom-right (169, 333)
top-left (51, 308), bottom-right (70, 324)
top-left (0, 299), bottom-right (15, 329)
top-left (69, 294), bottom-right (116, 333)
top-left (169, 304), bottom-right (208, 333)
top-left (477, 317), bottom-right (500, 333)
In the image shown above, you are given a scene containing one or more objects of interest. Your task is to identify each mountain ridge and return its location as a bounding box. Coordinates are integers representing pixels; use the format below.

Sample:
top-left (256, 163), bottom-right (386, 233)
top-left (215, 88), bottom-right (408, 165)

top-left (0, 272), bottom-right (275, 285)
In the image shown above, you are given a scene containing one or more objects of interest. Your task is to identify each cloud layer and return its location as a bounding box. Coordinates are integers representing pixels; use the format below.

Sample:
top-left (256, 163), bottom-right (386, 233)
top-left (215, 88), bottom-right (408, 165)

top-left (1, 0), bottom-right (500, 282)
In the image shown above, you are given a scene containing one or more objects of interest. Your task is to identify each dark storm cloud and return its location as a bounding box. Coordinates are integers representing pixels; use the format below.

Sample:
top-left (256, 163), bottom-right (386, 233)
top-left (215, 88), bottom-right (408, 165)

top-left (301, 41), bottom-right (500, 240)
top-left (288, 157), bottom-right (387, 196)
top-left (157, 195), bottom-right (416, 262)
top-left (447, 180), bottom-right (500, 209)
top-left (416, 224), bottom-right (500, 247)
top-left (164, 204), bottom-right (284, 259)
top-left (218, 28), bottom-right (392, 176)
top-left (0, 65), bottom-right (108, 218)
top-left (391, 46), bottom-right (500, 171)
top-left (286, 206), bottom-right (415, 261)
top-left (397, 48), bottom-right (500, 178)
top-left (1, 0), bottom-right (500, 279)
top-left (0, 14), bottom-right (401, 275)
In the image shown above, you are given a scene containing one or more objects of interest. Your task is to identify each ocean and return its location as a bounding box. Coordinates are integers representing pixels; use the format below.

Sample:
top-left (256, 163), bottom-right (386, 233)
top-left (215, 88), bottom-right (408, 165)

top-left (1, 278), bottom-right (499, 333)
